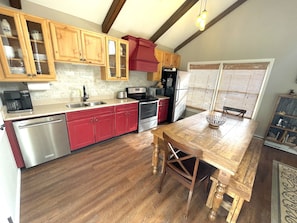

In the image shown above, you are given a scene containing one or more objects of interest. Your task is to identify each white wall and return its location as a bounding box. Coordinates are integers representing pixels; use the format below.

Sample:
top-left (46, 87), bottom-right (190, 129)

top-left (0, 104), bottom-right (21, 223)
top-left (177, 0), bottom-right (297, 137)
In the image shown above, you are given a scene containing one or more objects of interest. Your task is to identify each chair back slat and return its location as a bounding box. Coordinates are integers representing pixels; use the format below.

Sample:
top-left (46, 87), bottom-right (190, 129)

top-left (223, 106), bottom-right (247, 117)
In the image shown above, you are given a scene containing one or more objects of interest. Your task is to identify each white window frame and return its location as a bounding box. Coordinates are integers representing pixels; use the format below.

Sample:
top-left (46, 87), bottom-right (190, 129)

top-left (187, 58), bottom-right (274, 119)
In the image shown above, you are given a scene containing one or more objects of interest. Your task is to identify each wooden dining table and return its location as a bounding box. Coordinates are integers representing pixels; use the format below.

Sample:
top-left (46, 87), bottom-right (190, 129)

top-left (151, 111), bottom-right (258, 221)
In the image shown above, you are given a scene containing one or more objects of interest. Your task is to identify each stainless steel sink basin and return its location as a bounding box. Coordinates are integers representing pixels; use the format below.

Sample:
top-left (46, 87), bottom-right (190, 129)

top-left (85, 101), bottom-right (106, 106)
top-left (66, 101), bottom-right (106, 108)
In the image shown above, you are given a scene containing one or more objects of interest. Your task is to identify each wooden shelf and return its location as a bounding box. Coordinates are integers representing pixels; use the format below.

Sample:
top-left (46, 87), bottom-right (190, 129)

top-left (265, 94), bottom-right (297, 155)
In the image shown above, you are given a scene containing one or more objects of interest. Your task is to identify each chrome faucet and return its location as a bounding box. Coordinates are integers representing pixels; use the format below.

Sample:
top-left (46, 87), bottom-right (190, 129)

top-left (82, 85), bottom-right (89, 102)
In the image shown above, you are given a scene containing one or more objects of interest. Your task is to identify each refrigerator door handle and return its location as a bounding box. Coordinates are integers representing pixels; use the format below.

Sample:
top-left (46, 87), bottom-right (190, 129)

top-left (175, 90), bottom-right (180, 103)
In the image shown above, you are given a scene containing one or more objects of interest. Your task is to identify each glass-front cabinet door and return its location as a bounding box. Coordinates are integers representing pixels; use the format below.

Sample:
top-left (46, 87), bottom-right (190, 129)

top-left (0, 9), bottom-right (30, 79)
top-left (20, 14), bottom-right (55, 80)
top-left (0, 8), bottom-right (55, 81)
top-left (107, 38), bottom-right (117, 79)
top-left (101, 36), bottom-right (128, 81)
top-left (119, 39), bottom-right (128, 80)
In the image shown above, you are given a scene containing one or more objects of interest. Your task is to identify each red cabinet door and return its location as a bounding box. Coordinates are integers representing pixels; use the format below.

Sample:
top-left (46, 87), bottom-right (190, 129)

top-left (115, 111), bottom-right (127, 136)
top-left (127, 109), bottom-right (138, 132)
top-left (115, 103), bottom-right (138, 136)
top-left (158, 99), bottom-right (169, 123)
top-left (67, 117), bottom-right (94, 151)
top-left (94, 113), bottom-right (115, 142)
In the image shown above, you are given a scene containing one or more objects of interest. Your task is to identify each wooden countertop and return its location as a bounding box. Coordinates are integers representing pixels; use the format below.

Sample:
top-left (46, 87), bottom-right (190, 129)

top-left (2, 98), bottom-right (138, 121)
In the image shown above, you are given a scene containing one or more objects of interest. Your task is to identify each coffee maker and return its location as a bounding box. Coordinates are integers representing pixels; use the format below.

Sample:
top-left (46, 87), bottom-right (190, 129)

top-left (3, 90), bottom-right (33, 113)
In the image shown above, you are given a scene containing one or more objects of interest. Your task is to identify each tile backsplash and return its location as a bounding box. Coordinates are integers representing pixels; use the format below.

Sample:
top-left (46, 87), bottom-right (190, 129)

top-left (0, 63), bottom-right (156, 106)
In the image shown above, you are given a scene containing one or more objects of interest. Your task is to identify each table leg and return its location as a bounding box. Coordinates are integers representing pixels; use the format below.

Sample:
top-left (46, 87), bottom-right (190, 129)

top-left (152, 136), bottom-right (160, 175)
top-left (208, 170), bottom-right (231, 221)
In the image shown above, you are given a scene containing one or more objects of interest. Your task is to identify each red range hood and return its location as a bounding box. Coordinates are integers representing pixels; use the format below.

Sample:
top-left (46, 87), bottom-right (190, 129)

top-left (122, 35), bottom-right (158, 72)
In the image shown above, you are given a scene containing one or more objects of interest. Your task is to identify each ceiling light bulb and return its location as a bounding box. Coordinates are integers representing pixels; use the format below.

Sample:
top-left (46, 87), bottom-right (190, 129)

top-left (201, 9), bottom-right (207, 20)
top-left (196, 15), bottom-right (202, 27)
top-left (200, 20), bottom-right (206, 31)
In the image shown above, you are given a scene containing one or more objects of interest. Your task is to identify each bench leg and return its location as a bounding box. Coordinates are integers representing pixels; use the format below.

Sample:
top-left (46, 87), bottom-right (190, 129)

top-left (226, 195), bottom-right (244, 223)
top-left (206, 179), bottom-right (217, 208)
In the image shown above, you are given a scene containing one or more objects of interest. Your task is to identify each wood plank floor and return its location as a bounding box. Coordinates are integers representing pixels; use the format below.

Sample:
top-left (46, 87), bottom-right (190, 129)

top-left (20, 130), bottom-right (297, 223)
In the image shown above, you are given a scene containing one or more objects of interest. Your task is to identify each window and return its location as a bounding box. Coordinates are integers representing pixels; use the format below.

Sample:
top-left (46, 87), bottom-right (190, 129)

top-left (187, 59), bottom-right (274, 118)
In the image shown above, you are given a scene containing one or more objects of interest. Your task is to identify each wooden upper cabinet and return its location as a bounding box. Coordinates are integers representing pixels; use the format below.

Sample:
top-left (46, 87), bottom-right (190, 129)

top-left (0, 61), bottom-right (4, 80)
top-left (50, 22), bottom-right (81, 62)
top-left (171, 53), bottom-right (181, 68)
top-left (81, 30), bottom-right (105, 65)
top-left (101, 36), bottom-right (128, 81)
top-left (147, 49), bottom-right (180, 81)
top-left (147, 48), bottom-right (163, 81)
top-left (0, 7), bottom-right (56, 82)
top-left (162, 51), bottom-right (172, 67)
top-left (50, 22), bottom-right (106, 65)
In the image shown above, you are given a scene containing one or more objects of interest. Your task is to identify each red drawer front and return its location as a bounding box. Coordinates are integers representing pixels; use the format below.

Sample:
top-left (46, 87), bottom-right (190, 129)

top-left (115, 103), bottom-right (138, 112)
top-left (66, 106), bottom-right (115, 121)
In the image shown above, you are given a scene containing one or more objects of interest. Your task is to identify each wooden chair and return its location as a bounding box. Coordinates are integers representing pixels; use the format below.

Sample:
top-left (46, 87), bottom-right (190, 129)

top-left (223, 106), bottom-right (247, 117)
top-left (158, 131), bottom-right (215, 217)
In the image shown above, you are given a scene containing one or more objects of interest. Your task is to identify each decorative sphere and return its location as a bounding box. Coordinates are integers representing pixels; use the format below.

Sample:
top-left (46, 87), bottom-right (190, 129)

top-left (206, 113), bottom-right (226, 129)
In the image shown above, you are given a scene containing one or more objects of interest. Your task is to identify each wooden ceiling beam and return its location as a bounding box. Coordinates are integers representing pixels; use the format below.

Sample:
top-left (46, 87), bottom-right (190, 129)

top-left (102, 0), bottom-right (126, 33)
top-left (149, 0), bottom-right (199, 43)
top-left (9, 0), bottom-right (22, 9)
top-left (174, 0), bottom-right (247, 52)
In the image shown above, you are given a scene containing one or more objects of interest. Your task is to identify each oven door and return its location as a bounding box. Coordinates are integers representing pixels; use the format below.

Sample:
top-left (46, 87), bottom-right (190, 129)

top-left (139, 100), bottom-right (158, 120)
top-left (138, 100), bottom-right (159, 132)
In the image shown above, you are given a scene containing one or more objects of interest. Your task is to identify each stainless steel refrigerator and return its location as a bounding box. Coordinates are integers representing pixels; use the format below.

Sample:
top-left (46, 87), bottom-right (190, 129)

top-left (161, 68), bottom-right (191, 122)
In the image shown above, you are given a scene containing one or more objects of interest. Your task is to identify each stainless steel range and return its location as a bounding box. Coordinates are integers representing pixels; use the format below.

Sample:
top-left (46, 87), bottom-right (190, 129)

top-left (126, 87), bottom-right (159, 132)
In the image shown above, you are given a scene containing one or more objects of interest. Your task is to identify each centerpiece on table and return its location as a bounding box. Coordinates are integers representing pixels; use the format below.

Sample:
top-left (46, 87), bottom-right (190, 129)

top-left (206, 110), bottom-right (226, 129)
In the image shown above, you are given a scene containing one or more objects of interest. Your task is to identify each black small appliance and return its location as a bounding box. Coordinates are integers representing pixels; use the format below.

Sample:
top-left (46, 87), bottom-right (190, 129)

top-left (3, 90), bottom-right (33, 113)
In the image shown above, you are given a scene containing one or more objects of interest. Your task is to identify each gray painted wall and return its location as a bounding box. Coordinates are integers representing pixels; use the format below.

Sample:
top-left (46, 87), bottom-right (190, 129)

top-left (177, 0), bottom-right (297, 137)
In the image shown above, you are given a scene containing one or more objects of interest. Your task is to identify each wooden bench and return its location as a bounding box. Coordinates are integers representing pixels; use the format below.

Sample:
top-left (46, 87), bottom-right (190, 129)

top-left (206, 137), bottom-right (263, 223)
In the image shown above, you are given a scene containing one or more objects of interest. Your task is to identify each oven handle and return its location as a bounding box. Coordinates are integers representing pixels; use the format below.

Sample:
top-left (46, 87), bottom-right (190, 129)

top-left (140, 100), bottom-right (159, 105)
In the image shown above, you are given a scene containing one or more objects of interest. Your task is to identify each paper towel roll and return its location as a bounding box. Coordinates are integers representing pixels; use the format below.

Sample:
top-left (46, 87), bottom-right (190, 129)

top-left (27, 82), bottom-right (51, 91)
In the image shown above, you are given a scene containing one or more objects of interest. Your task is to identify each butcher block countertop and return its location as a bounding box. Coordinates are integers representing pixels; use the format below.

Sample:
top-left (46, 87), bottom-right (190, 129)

top-left (2, 98), bottom-right (138, 121)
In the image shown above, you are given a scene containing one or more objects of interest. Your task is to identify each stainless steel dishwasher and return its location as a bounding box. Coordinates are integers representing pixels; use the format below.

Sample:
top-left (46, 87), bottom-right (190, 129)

top-left (13, 114), bottom-right (70, 168)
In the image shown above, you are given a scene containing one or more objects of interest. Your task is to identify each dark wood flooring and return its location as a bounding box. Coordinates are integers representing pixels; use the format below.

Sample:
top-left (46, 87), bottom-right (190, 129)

top-left (20, 130), bottom-right (297, 223)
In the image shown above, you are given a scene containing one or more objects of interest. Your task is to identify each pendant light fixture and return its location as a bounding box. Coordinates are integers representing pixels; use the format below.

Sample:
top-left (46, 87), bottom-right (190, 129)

top-left (196, 0), bottom-right (208, 31)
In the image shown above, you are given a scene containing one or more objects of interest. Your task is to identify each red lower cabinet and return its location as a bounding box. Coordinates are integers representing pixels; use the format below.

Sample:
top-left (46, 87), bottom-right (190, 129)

top-left (115, 103), bottom-right (138, 136)
top-left (94, 113), bottom-right (115, 142)
top-left (4, 120), bottom-right (25, 168)
top-left (158, 98), bottom-right (169, 123)
top-left (66, 106), bottom-right (115, 151)
top-left (66, 117), bottom-right (94, 150)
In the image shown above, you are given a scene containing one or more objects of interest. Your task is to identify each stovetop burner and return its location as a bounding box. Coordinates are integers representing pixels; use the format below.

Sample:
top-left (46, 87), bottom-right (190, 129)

top-left (126, 87), bottom-right (159, 102)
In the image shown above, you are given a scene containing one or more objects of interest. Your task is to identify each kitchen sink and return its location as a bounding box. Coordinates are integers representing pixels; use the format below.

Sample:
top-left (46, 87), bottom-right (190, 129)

top-left (66, 101), bottom-right (106, 108)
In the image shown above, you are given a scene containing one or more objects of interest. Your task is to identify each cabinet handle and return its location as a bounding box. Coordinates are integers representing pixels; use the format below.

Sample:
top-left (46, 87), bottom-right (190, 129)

top-left (27, 74), bottom-right (32, 77)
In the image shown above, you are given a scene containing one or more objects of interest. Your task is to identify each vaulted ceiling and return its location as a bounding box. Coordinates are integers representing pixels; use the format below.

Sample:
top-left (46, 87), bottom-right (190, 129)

top-left (11, 0), bottom-right (247, 52)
